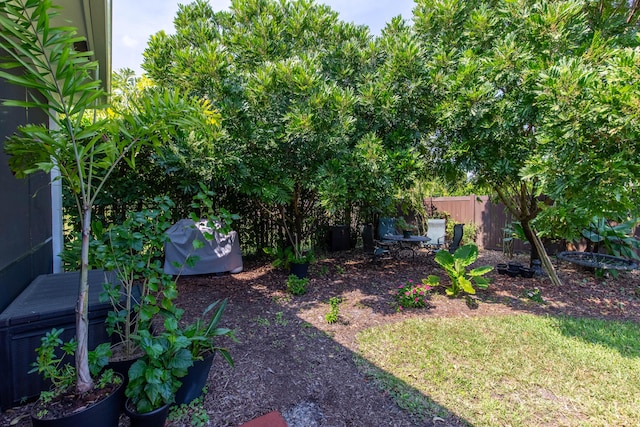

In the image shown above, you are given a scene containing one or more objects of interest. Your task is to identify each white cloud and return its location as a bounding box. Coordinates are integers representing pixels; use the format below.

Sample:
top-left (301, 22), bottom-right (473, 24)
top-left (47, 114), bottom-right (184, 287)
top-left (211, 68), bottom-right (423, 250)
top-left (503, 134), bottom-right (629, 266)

top-left (121, 35), bottom-right (138, 48)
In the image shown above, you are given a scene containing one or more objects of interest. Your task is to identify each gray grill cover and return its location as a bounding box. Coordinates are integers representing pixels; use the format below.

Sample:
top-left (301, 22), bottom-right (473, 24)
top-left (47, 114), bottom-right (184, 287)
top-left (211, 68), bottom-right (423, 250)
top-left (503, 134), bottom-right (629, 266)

top-left (163, 219), bottom-right (243, 275)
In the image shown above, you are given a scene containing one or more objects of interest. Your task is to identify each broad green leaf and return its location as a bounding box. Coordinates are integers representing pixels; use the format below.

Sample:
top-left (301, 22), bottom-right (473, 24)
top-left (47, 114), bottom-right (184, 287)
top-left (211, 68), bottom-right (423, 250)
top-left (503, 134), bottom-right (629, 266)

top-left (468, 265), bottom-right (493, 276)
top-left (435, 250), bottom-right (454, 268)
top-left (459, 277), bottom-right (475, 294)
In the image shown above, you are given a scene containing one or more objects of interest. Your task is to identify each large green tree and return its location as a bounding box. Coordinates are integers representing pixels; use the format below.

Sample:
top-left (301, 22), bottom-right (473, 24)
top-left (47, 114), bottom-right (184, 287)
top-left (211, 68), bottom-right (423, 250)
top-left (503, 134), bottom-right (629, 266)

top-left (348, 15), bottom-right (431, 219)
top-left (143, 0), bottom-right (419, 252)
top-left (529, 44), bottom-right (640, 235)
top-left (415, 0), bottom-right (639, 282)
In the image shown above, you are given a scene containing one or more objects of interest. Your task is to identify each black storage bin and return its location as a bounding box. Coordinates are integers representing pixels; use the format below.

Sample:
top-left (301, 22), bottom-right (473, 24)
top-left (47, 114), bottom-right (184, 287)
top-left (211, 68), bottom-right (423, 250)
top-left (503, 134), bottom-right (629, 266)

top-left (329, 225), bottom-right (350, 252)
top-left (0, 270), bottom-right (114, 410)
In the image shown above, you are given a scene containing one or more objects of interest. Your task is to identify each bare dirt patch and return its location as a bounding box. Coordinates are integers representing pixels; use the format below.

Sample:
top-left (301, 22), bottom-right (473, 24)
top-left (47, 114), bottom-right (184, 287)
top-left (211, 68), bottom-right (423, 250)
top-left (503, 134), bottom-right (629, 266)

top-left (2, 249), bottom-right (638, 427)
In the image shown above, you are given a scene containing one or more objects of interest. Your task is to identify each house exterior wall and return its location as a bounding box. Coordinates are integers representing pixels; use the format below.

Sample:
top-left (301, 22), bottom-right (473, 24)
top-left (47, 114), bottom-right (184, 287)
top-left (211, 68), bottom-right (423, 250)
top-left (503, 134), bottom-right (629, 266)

top-left (0, 1), bottom-right (110, 313)
top-left (0, 64), bottom-right (53, 313)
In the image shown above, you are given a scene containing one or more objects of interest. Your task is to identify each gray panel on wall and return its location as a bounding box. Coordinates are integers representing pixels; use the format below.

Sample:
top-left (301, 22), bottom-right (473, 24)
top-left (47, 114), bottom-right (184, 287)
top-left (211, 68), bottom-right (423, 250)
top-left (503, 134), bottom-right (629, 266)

top-left (0, 60), bottom-right (53, 313)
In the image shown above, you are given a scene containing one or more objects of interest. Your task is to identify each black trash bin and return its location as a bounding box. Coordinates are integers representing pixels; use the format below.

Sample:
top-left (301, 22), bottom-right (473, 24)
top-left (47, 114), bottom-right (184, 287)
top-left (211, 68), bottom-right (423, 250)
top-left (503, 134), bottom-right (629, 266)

top-left (0, 270), bottom-right (115, 410)
top-left (329, 225), bottom-right (350, 252)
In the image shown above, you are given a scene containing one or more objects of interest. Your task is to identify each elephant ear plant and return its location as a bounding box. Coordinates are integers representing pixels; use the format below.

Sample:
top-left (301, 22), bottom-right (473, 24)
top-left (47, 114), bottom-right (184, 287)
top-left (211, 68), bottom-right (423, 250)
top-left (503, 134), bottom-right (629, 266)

top-left (0, 0), bottom-right (214, 395)
top-left (425, 244), bottom-right (493, 297)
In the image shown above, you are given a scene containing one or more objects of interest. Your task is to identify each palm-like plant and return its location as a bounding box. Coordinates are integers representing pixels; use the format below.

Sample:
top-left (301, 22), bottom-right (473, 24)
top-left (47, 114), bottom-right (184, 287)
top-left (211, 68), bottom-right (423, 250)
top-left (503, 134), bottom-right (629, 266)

top-left (0, 0), bottom-right (213, 393)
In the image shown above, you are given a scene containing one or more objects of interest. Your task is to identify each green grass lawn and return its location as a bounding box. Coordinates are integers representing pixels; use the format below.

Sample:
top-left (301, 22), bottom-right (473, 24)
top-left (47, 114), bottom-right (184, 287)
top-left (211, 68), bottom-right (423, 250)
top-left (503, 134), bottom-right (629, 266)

top-left (356, 314), bottom-right (640, 427)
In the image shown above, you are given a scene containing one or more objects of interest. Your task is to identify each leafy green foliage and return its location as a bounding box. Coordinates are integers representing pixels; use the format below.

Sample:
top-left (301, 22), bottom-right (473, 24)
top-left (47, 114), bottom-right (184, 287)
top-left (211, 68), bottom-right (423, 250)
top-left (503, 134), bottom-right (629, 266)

top-left (29, 328), bottom-right (115, 402)
top-left (286, 274), bottom-right (309, 296)
top-left (141, 0), bottom-right (428, 250)
top-left (125, 328), bottom-right (193, 413)
top-left (325, 296), bottom-right (342, 324)
top-left (395, 217), bottom-right (417, 232)
top-left (0, 0), bottom-right (140, 392)
top-left (524, 288), bottom-right (545, 304)
top-left (503, 221), bottom-right (529, 247)
top-left (190, 183), bottom-right (241, 237)
top-left (530, 47), bottom-right (640, 234)
top-left (80, 77), bottom-right (228, 225)
top-left (182, 299), bottom-right (236, 365)
top-left (1, 0), bottom-right (214, 393)
top-left (416, 0), bottom-right (640, 266)
top-left (94, 196), bottom-right (177, 359)
top-left (428, 244), bottom-right (492, 297)
top-left (265, 245), bottom-right (315, 268)
top-left (168, 395), bottom-right (210, 427)
top-left (581, 217), bottom-right (640, 261)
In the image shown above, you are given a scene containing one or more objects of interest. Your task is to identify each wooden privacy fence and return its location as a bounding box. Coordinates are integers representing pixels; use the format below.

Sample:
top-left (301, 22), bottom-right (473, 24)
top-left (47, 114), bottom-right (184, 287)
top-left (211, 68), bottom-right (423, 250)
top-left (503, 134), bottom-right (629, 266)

top-left (427, 195), bottom-right (640, 256)
top-left (427, 195), bottom-right (530, 252)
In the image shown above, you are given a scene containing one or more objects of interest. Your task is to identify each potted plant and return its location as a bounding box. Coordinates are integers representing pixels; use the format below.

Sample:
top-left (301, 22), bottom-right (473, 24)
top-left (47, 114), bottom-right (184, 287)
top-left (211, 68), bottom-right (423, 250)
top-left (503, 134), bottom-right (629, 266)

top-left (95, 190), bottom-right (238, 375)
top-left (264, 244), bottom-right (315, 279)
top-left (175, 299), bottom-right (236, 406)
top-left (0, 0), bottom-right (213, 421)
top-left (396, 217), bottom-right (417, 238)
top-left (29, 329), bottom-right (124, 427)
top-left (0, 0), bottom-right (140, 418)
top-left (287, 243), bottom-right (316, 279)
top-left (93, 197), bottom-right (177, 376)
top-left (124, 325), bottom-right (193, 427)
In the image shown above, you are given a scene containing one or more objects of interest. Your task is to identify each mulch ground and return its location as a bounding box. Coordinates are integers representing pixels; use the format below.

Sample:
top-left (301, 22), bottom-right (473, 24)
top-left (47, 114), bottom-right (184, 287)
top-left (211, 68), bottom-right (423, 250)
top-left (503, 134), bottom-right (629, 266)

top-left (2, 248), bottom-right (638, 427)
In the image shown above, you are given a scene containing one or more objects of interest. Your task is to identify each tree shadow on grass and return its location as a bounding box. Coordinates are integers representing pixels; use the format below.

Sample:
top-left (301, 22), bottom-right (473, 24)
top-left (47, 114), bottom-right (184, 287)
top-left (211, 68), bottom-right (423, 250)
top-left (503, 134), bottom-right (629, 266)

top-left (174, 255), bottom-right (472, 427)
top-left (171, 248), bottom-right (639, 426)
top-left (554, 315), bottom-right (640, 359)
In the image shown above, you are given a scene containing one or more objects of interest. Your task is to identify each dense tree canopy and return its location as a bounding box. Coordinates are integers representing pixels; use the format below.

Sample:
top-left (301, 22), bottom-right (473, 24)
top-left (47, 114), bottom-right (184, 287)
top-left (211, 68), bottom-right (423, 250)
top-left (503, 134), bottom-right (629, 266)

top-left (530, 45), bottom-right (640, 234)
top-left (414, 0), bottom-right (639, 258)
top-left (136, 0), bottom-right (638, 262)
top-left (142, 0), bottom-right (426, 250)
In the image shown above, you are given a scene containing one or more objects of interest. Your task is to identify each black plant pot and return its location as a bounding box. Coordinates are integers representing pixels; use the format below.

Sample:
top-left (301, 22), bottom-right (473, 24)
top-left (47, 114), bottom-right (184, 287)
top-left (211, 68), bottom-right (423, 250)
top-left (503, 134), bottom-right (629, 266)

top-left (520, 267), bottom-right (535, 278)
top-left (289, 262), bottom-right (309, 279)
top-left (108, 356), bottom-right (140, 386)
top-left (174, 351), bottom-right (216, 406)
top-left (124, 399), bottom-right (170, 427)
top-left (31, 373), bottom-right (125, 427)
top-left (506, 268), bottom-right (521, 277)
top-left (496, 263), bottom-right (508, 274)
top-left (403, 230), bottom-right (412, 238)
top-left (508, 262), bottom-right (523, 270)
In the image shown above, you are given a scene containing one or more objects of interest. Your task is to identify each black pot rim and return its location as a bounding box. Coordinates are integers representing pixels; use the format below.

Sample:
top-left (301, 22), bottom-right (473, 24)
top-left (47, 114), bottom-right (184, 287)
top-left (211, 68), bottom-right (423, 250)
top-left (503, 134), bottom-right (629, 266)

top-left (124, 397), bottom-right (170, 417)
top-left (31, 372), bottom-right (125, 423)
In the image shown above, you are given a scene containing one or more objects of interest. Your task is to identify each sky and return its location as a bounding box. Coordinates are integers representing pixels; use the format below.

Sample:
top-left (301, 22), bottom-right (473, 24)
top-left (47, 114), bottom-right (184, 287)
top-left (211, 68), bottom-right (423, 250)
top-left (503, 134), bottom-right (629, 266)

top-left (112, 0), bottom-right (416, 75)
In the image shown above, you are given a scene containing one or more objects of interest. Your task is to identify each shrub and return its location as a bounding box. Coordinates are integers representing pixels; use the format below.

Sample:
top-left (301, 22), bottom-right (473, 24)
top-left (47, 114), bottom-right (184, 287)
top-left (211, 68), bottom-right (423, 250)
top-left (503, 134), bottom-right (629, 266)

top-left (325, 297), bottom-right (342, 323)
top-left (394, 280), bottom-right (432, 311)
top-left (286, 274), bottom-right (309, 295)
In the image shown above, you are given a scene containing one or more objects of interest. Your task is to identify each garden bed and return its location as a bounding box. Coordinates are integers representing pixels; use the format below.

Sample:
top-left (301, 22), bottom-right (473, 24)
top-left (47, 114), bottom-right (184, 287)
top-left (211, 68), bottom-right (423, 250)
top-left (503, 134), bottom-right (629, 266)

top-left (1, 249), bottom-right (638, 427)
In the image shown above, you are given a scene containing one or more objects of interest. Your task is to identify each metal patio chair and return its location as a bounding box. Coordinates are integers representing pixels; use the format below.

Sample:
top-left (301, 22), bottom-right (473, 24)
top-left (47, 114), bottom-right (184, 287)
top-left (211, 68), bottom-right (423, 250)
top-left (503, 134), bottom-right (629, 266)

top-left (425, 219), bottom-right (446, 252)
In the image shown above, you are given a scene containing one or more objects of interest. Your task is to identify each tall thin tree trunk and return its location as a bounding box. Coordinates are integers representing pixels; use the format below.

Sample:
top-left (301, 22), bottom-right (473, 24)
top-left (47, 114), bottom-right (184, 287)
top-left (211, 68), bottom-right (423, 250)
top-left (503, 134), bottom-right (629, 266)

top-left (76, 206), bottom-right (94, 393)
top-left (520, 219), bottom-right (541, 262)
top-left (530, 227), bottom-right (563, 287)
